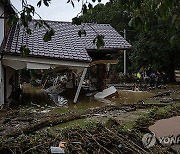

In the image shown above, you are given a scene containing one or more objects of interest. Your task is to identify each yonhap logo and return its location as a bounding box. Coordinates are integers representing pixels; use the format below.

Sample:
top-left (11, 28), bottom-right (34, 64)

top-left (142, 133), bottom-right (156, 148)
top-left (158, 136), bottom-right (180, 145)
top-left (142, 133), bottom-right (180, 148)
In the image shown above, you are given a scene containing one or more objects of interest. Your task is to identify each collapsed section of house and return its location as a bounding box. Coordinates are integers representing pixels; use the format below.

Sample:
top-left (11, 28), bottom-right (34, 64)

top-left (0, 20), bottom-right (131, 107)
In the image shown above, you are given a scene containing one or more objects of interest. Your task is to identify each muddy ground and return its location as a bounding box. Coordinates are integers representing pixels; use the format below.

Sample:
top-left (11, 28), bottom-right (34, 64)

top-left (0, 84), bottom-right (180, 153)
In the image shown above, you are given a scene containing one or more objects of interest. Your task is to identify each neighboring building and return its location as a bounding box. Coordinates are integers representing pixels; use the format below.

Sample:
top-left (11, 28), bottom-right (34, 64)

top-left (0, 0), bottom-right (16, 107)
top-left (0, 5), bottom-right (131, 106)
top-left (0, 1), bottom-right (15, 44)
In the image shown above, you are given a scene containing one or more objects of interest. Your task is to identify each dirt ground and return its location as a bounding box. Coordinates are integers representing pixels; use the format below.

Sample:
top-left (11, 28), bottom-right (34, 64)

top-left (0, 84), bottom-right (179, 135)
top-left (0, 84), bottom-right (180, 153)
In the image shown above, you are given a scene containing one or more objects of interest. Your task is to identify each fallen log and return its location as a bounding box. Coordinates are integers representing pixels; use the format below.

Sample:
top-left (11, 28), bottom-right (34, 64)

top-left (3, 105), bottom-right (137, 137)
top-left (5, 101), bottom-right (174, 138)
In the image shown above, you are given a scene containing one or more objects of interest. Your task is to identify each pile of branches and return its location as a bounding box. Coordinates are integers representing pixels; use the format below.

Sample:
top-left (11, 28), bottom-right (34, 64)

top-left (0, 119), bottom-right (169, 154)
top-left (63, 122), bottom-right (148, 154)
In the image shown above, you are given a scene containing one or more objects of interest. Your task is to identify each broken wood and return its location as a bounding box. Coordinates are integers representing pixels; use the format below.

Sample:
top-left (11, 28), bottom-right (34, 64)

top-left (73, 68), bottom-right (88, 103)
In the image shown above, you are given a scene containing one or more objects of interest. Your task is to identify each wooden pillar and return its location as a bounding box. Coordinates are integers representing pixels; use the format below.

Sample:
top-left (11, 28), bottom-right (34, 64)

top-left (97, 64), bottom-right (107, 91)
top-left (73, 68), bottom-right (87, 103)
top-left (0, 60), bottom-right (4, 107)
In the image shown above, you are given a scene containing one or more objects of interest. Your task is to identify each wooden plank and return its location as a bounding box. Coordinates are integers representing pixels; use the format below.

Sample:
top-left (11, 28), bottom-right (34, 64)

top-left (90, 60), bottom-right (118, 66)
top-left (73, 68), bottom-right (88, 103)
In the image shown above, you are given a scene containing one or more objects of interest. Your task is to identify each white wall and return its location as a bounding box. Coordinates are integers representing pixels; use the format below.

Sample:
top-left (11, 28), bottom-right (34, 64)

top-left (0, 60), bottom-right (4, 106)
top-left (0, 5), bottom-right (4, 45)
top-left (6, 66), bottom-right (15, 99)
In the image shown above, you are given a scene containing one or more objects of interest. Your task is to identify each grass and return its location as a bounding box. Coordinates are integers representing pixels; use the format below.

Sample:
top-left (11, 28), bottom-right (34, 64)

top-left (116, 102), bottom-right (180, 137)
top-left (133, 103), bottom-right (180, 130)
top-left (143, 99), bottom-right (161, 104)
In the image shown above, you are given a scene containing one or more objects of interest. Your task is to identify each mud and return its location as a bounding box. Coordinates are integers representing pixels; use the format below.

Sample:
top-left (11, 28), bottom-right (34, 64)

top-left (149, 116), bottom-right (180, 137)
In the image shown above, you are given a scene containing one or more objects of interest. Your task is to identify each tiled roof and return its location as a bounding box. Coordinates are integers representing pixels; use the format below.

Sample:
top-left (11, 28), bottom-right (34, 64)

top-left (1, 20), bottom-right (131, 62)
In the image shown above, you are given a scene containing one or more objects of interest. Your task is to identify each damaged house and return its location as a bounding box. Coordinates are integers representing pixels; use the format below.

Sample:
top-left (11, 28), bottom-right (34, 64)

top-left (0, 2), bottom-right (131, 107)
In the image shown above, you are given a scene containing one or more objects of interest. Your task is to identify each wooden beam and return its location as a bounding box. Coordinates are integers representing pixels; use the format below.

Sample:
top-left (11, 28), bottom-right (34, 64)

top-left (90, 59), bottom-right (118, 66)
top-left (73, 68), bottom-right (88, 103)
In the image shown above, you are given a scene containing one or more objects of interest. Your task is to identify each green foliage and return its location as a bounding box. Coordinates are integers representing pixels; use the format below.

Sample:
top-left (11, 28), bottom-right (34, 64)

top-left (37, 0), bottom-right (51, 7)
top-left (81, 3), bottom-right (130, 31)
top-left (82, 4), bottom-right (87, 14)
top-left (134, 103), bottom-right (180, 131)
top-left (81, 1), bottom-right (179, 81)
top-left (43, 28), bottom-right (55, 42)
top-left (72, 17), bottom-right (82, 25)
top-left (43, 0), bottom-right (51, 7)
top-left (6, 14), bottom-right (18, 25)
top-left (130, 28), bottom-right (172, 71)
top-left (88, 3), bottom-right (93, 10)
top-left (118, 0), bottom-right (180, 45)
top-left (20, 45), bottom-right (30, 57)
top-left (20, 5), bottom-right (35, 27)
top-left (80, 2), bottom-right (135, 71)
top-left (78, 29), bottom-right (86, 37)
top-left (93, 34), bottom-right (105, 49)
top-left (37, 0), bottom-right (42, 7)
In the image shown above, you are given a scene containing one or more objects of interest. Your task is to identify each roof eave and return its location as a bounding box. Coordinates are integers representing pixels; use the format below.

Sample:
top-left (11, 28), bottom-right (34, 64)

top-left (1, 51), bottom-right (92, 63)
top-left (86, 47), bottom-right (132, 53)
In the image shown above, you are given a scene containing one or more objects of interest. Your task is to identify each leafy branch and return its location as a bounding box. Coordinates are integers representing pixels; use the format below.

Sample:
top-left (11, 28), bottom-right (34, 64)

top-left (71, 0), bottom-right (105, 49)
top-left (117, 0), bottom-right (180, 45)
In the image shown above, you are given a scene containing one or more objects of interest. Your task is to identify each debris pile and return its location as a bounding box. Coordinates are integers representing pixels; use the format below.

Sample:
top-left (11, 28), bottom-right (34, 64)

top-left (0, 119), bottom-right (169, 154)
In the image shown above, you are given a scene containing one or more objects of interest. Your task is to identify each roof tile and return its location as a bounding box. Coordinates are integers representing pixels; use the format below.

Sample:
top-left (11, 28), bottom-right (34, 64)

top-left (2, 21), bottom-right (131, 62)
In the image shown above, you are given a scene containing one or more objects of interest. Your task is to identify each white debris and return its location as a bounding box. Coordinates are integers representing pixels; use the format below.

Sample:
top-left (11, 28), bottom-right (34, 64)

top-left (40, 109), bottom-right (51, 113)
top-left (50, 146), bottom-right (65, 154)
top-left (57, 96), bottom-right (68, 106)
top-left (94, 86), bottom-right (117, 99)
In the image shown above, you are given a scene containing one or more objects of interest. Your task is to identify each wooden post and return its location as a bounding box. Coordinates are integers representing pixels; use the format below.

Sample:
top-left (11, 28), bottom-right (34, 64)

top-left (0, 60), bottom-right (4, 107)
top-left (97, 64), bottom-right (107, 91)
top-left (123, 29), bottom-right (127, 75)
top-left (73, 68), bottom-right (87, 103)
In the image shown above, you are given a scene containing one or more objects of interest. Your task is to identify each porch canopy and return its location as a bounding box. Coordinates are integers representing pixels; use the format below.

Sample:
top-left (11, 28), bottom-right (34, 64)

top-left (0, 20), bottom-right (131, 105)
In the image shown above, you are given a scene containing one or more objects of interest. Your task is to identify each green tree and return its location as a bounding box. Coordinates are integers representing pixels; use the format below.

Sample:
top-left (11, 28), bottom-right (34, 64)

top-left (131, 28), bottom-right (179, 82)
top-left (118, 0), bottom-right (180, 45)
top-left (127, 1), bottom-right (180, 82)
top-left (81, 0), bottom-right (180, 82)
top-left (81, 2), bottom-right (136, 73)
